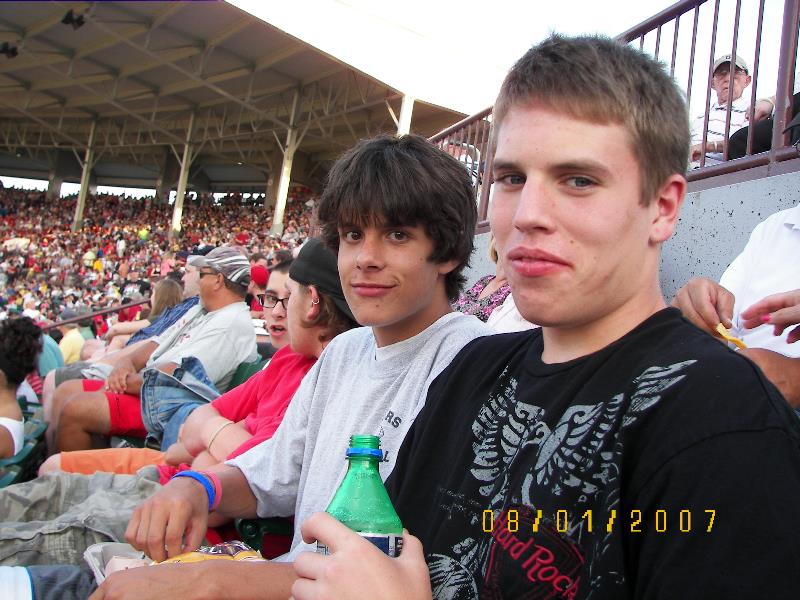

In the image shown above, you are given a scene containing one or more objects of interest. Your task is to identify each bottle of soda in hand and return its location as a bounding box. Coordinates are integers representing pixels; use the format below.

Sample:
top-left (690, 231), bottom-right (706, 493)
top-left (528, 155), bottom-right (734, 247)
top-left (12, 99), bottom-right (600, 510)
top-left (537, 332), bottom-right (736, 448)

top-left (317, 434), bottom-right (403, 557)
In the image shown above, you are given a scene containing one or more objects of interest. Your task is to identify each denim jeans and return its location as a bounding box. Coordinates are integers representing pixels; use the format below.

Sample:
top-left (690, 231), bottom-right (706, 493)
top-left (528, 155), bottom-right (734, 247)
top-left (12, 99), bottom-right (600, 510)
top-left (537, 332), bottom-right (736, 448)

top-left (140, 357), bottom-right (219, 448)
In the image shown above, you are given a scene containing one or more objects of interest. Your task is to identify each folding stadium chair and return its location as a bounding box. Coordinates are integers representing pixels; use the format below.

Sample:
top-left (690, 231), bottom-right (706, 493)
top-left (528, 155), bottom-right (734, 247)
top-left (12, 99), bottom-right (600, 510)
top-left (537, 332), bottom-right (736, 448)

top-left (226, 358), bottom-right (269, 391)
top-left (235, 516), bottom-right (293, 559)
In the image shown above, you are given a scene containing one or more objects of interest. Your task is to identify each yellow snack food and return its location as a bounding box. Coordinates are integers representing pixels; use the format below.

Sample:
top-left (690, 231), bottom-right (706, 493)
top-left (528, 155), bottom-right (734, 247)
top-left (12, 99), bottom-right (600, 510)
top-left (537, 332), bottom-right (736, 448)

top-left (715, 323), bottom-right (747, 350)
top-left (157, 540), bottom-right (265, 564)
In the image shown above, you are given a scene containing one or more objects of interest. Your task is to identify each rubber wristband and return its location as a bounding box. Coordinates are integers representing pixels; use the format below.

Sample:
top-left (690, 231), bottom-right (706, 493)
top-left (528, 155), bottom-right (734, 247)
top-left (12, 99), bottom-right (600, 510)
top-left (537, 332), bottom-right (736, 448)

top-left (201, 470), bottom-right (223, 511)
top-left (172, 471), bottom-right (215, 512)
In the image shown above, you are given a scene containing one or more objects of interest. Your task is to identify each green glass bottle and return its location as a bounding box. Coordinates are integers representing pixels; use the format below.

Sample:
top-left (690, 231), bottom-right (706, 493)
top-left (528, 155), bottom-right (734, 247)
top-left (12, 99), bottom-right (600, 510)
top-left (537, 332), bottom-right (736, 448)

top-left (318, 434), bottom-right (403, 557)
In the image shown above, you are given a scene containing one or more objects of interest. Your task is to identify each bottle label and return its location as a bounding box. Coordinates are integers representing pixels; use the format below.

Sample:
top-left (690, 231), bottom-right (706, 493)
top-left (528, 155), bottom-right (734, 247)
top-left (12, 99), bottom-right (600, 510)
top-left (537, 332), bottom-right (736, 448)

top-left (316, 532), bottom-right (403, 557)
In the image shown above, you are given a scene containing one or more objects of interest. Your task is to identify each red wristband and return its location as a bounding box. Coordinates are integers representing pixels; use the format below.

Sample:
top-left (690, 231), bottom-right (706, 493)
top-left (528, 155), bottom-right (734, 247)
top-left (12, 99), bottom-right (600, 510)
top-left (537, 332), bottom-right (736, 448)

top-left (201, 471), bottom-right (223, 511)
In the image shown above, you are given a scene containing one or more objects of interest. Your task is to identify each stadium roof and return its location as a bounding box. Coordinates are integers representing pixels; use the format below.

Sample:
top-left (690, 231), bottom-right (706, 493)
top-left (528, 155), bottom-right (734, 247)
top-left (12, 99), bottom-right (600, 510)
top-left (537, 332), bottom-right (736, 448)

top-left (0, 1), bottom-right (465, 192)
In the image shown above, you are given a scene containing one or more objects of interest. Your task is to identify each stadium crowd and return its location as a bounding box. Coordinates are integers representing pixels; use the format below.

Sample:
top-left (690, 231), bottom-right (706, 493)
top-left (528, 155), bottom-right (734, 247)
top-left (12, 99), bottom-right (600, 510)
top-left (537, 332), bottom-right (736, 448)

top-left (0, 186), bottom-right (314, 324)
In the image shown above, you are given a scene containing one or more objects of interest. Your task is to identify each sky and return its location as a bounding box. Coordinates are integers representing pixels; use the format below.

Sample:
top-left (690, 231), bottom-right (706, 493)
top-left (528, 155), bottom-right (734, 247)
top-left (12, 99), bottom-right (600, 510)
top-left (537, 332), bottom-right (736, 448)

top-left (231, 0), bottom-right (788, 117)
top-left (2, 0), bottom-right (791, 193)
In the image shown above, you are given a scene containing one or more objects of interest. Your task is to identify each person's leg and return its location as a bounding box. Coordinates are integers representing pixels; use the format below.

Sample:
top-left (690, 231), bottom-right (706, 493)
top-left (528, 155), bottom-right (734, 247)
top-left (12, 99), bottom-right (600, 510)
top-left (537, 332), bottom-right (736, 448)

top-left (41, 448), bottom-right (166, 476)
top-left (79, 339), bottom-right (105, 361)
top-left (27, 565), bottom-right (97, 600)
top-left (57, 388), bottom-right (148, 452)
top-left (37, 454), bottom-right (61, 476)
top-left (106, 336), bottom-right (129, 351)
top-left (0, 470), bottom-right (161, 566)
top-left (55, 392), bottom-right (112, 452)
top-left (45, 379), bottom-right (90, 452)
top-left (41, 371), bottom-right (57, 420)
top-left (728, 118), bottom-right (774, 159)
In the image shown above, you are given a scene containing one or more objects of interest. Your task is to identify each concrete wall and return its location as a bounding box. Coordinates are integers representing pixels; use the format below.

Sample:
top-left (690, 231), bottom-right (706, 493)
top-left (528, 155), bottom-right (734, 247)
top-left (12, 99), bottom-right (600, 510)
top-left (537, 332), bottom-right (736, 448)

top-left (467, 231), bottom-right (494, 288)
top-left (464, 170), bottom-right (800, 298)
top-left (661, 170), bottom-right (799, 300)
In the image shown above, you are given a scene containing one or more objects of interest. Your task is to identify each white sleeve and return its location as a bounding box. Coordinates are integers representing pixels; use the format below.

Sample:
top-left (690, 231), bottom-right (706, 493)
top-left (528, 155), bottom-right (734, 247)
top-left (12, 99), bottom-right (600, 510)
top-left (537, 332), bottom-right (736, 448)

top-left (486, 294), bottom-right (538, 333)
top-left (225, 360), bottom-right (319, 517)
top-left (0, 417), bottom-right (24, 456)
top-left (719, 217), bottom-right (770, 333)
top-left (690, 111), bottom-right (706, 144)
top-left (0, 566), bottom-right (32, 600)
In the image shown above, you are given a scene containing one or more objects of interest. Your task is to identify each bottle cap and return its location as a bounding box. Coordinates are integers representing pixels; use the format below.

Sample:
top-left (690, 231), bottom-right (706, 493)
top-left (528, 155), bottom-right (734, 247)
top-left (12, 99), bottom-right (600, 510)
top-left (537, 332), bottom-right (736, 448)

top-left (346, 447), bottom-right (383, 459)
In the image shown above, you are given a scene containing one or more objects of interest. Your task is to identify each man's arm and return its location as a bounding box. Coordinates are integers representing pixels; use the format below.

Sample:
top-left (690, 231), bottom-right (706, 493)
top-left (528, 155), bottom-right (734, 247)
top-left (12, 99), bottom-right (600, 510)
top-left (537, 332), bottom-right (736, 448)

top-left (128, 340), bottom-right (159, 372)
top-left (690, 139), bottom-right (726, 161)
top-left (91, 560), bottom-right (297, 600)
top-left (740, 289), bottom-right (800, 343)
top-left (106, 320), bottom-right (151, 339)
top-left (671, 277), bottom-right (735, 334)
top-left (180, 403), bottom-right (251, 460)
top-left (111, 360), bottom-right (178, 396)
top-left (739, 348), bottom-right (800, 406)
top-left (126, 463), bottom-right (258, 562)
top-left (96, 339), bottom-right (155, 367)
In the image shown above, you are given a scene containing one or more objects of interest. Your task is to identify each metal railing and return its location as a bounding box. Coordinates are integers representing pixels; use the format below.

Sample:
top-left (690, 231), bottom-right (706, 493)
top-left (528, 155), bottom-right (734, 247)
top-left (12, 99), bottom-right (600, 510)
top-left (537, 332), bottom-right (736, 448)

top-left (429, 108), bottom-right (493, 233)
top-left (429, 0), bottom-right (800, 220)
top-left (42, 298), bottom-right (150, 332)
top-left (620, 0), bottom-right (799, 182)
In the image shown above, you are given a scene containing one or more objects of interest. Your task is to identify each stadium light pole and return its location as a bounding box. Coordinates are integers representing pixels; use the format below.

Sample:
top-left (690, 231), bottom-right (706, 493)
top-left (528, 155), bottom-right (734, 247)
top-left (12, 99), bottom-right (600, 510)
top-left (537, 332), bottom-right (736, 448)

top-left (71, 120), bottom-right (97, 233)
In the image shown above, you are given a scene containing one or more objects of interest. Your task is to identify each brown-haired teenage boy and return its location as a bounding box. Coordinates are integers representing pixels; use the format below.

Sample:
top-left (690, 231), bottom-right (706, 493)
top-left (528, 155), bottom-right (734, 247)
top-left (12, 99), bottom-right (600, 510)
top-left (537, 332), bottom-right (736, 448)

top-left (92, 135), bottom-right (489, 599)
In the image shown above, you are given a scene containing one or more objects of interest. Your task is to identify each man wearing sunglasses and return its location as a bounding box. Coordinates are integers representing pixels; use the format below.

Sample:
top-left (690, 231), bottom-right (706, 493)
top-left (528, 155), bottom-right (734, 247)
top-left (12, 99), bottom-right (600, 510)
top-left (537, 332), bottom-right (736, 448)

top-left (49, 245), bottom-right (259, 453)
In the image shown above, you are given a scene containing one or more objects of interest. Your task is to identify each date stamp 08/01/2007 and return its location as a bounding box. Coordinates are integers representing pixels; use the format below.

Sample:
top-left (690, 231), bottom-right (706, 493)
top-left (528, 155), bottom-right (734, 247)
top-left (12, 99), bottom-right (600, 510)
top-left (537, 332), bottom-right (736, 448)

top-left (481, 508), bottom-right (717, 535)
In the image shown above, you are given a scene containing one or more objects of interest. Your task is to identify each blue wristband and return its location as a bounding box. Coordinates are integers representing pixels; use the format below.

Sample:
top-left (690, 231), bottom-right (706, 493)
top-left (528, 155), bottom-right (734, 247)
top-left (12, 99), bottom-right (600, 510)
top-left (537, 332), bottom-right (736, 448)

top-left (172, 470), bottom-right (215, 511)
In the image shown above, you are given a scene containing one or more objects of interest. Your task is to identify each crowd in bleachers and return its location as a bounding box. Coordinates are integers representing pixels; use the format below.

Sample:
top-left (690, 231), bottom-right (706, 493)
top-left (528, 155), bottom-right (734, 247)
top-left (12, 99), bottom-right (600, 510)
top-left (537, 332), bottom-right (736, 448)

top-left (0, 186), bottom-right (314, 324)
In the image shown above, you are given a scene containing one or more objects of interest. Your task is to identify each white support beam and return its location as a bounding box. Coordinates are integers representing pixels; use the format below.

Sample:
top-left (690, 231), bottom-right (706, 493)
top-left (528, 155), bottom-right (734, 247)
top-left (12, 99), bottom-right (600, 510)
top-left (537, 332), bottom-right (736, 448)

top-left (397, 95), bottom-right (414, 135)
top-left (170, 112), bottom-right (195, 238)
top-left (270, 90), bottom-right (300, 236)
top-left (72, 120), bottom-right (97, 232)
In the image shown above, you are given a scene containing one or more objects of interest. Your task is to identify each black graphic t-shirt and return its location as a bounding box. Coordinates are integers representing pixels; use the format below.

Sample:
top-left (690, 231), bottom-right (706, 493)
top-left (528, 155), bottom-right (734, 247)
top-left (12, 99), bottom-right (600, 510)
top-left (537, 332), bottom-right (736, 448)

top-left (387, 308), bottom-right (800, 599)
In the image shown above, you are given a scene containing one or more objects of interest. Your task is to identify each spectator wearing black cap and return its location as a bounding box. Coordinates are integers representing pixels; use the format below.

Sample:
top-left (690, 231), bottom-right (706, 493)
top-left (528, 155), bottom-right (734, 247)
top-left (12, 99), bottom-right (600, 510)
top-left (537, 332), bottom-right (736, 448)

top-left (50, 245), bottom-right (258, 453)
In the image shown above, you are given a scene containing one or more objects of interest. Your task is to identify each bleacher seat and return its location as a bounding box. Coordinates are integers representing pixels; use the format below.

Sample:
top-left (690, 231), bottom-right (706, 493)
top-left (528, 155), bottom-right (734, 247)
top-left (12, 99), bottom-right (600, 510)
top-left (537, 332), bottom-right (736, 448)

top-left (235, 516), bottom-right (293, 559)
top-left (226, 358), bottom-right (269, 391)
top-left (0, 411), bottom-right (49, 488)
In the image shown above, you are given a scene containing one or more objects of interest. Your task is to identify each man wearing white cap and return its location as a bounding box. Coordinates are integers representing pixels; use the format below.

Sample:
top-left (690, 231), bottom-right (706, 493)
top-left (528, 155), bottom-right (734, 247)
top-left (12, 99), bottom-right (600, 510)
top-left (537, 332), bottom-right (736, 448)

top-left (50, 245), bottom-right (258, 452)
top-left (690, 53), bottom-right (752, 164)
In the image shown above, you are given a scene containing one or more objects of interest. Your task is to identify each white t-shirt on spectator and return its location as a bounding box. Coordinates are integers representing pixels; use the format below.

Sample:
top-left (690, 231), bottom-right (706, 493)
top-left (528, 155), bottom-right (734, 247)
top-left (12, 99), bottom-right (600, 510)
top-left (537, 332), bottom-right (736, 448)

top-left (691, 96), bottom-right (750, 146)
top-left (147, 301), bottom-right (258, 391)
top-left (720, 203), bottom-right (800, 358)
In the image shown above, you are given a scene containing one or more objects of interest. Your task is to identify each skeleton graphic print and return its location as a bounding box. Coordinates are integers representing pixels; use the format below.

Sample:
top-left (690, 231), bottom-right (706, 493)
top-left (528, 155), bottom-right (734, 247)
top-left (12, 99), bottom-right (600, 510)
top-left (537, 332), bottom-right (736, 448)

top-left (387, 309), bottom-right (800, 599)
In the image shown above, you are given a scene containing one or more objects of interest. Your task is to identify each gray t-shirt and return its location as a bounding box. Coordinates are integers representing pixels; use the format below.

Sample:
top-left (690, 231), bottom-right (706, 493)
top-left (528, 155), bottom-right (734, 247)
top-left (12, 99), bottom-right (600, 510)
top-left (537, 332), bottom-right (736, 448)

top-left (147, 301), bottom-right (257, 391)
top-left (227, 312), bottom-right (489, 560)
